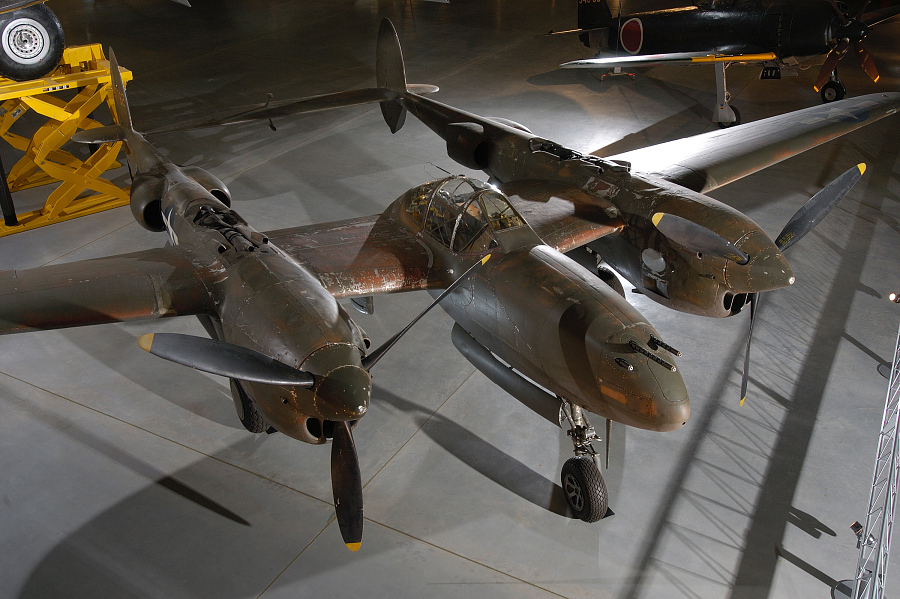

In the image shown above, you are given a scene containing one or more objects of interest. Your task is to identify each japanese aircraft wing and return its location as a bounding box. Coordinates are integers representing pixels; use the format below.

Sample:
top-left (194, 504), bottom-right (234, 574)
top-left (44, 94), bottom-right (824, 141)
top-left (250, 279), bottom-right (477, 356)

top-left (603, 92), bottom-right (900, 194)
top-left (0, 247), bottom-right (214, 335)
top-left (561, 51), bottom-right (777, 70)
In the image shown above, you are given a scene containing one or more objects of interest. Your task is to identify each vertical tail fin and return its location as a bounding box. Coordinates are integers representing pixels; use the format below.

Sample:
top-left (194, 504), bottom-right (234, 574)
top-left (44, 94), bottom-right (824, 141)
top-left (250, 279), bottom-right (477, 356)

top-left (107, 47), bottom-right (134, 132)
top-left (577, 0), bottom-right (615, 50)
top-left (376, 19), bottom-right (408, 133)
top-left (578, 0), bottom-right (615, 28)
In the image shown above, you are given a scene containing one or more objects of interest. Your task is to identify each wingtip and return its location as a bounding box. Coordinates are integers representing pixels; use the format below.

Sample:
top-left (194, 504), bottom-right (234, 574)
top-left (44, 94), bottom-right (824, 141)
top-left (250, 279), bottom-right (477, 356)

top-left (138, 333), bottom-right (154, 352)
top-left (345, 542), bottom-right (361, 552)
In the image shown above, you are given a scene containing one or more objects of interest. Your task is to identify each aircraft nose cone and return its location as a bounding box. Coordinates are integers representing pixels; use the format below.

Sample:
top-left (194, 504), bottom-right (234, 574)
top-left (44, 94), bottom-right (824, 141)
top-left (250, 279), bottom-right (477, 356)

top-left (725, 233), bottom-right (794, 293)
top-left (601, 327), bottom-right (690, 431)
top-left (315, 364), bottom-right (371, 421)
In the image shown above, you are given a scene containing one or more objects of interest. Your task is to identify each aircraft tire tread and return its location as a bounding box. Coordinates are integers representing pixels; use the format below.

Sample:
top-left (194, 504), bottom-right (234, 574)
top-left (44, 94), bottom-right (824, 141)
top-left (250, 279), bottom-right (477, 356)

top-left (561, 456), bottom-right (608, 523)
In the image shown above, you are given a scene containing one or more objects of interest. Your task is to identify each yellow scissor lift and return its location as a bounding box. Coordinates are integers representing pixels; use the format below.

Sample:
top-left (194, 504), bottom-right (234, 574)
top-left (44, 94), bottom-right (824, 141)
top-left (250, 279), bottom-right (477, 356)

top-left (0, 44), bottom-right (132, 236)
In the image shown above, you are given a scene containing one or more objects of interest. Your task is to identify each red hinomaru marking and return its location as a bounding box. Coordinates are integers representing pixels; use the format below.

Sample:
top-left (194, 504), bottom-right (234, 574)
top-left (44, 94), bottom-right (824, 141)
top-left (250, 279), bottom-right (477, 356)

top-left (620, 18), bottom-right (643, 54)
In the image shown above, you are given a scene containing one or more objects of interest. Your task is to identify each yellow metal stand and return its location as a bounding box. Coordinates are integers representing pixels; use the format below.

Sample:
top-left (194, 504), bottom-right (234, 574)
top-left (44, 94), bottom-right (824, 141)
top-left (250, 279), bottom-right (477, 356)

top-left (0, 44), bottom-right (132, 236)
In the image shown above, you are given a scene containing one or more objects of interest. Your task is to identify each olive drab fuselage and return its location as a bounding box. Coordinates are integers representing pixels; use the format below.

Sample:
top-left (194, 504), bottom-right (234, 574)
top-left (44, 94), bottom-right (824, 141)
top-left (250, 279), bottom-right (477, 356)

top-left (401, 93), bottom-right (794, 319)
top-left (387, 177), bottom-right (689, 432)
top-left (125, 131), bottom-right (371, 444)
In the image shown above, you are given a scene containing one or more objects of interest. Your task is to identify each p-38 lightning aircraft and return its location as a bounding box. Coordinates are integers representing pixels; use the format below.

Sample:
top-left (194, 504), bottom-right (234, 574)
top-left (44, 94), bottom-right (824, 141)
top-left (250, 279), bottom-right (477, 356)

top-left (555, 0), bottom-right (900, 126)
top-left (0, 22), bottom-right (896, 550)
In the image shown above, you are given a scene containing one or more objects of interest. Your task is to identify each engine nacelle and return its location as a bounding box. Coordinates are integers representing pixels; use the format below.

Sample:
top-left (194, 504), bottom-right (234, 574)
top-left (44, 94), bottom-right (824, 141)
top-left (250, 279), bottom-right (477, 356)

top-left (181, 166), bottom-right (232, 207)
top-left (129, 173), bottom-right (166, 232)
top-left (446, 122), bottom-right (490, 170)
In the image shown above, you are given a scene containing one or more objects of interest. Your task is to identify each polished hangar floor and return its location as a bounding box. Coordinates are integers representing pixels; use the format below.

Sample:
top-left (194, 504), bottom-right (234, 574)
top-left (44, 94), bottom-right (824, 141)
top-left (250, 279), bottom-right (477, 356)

top-left (1, 1), bottom-right (899, 598)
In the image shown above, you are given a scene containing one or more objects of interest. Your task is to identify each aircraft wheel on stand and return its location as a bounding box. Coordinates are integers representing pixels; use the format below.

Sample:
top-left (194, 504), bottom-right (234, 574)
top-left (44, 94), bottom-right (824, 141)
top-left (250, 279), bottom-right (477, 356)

top-left (561, 456), bottom-right (608, 522)
top-left (717, 105), bottom-right (741, 129)
top-left (230, 379), bottom-right (268, 433)
top-left (820, 80), bottom-right (846, 103)
top-left (0, 4), bottom-right (64, 81)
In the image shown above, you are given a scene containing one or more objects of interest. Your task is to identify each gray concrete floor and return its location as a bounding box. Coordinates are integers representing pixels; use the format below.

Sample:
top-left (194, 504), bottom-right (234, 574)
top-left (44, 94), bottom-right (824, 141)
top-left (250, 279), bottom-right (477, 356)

top-left (0, 1), bottom-right (899, 597)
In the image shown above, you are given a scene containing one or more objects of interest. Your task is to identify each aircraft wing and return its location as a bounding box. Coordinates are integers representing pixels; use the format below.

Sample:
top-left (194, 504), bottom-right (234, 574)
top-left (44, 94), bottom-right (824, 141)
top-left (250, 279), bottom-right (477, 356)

top-left (603, 92), bottom-right (900, 194)
top-left (561, 51), bottom-right (776, 70)
top-left (499, 180), bottom-right (624, 252)
top-left (266, 214), bottom-right (439, 298)
top-left (266, 182), bottom-right (624, 297)
top-left (0, 247), bottom-right (214, 335)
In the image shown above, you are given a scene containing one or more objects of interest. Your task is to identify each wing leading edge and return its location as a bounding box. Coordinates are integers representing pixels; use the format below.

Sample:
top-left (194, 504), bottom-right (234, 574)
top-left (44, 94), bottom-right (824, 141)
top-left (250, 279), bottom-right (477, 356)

top-left (0, 247), bottom-right (214, 335)
top-left (605, 92), bottom-right (900, 193)
top-left (562, 51), bottom-right (777, 70)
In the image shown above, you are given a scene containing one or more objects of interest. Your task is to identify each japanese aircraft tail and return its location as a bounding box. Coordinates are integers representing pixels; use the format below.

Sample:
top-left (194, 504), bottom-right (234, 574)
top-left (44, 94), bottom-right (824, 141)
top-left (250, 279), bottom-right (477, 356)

top-left (578, 0), bottom-right (614, 29)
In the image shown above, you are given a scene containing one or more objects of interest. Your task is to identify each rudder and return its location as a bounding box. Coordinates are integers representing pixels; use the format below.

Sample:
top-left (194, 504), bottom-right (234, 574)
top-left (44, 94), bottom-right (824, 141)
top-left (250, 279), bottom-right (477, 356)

top-left (107, 48), bottom-right (134, 132)
top-left (376, 19), bottom-right (408, 133)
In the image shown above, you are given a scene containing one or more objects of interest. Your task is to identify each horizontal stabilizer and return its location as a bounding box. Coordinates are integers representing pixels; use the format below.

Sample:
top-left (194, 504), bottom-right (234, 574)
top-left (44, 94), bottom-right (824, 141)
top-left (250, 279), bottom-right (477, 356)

top-left (70, 124), bottom-right (128, 144)
top-left (145, 85), bottom-right (438, 135)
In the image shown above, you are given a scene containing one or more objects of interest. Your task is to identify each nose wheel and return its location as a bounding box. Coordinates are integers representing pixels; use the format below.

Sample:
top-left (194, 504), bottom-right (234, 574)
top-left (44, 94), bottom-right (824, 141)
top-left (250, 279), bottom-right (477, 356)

top-left (560, 401), bottom-right (609, 521)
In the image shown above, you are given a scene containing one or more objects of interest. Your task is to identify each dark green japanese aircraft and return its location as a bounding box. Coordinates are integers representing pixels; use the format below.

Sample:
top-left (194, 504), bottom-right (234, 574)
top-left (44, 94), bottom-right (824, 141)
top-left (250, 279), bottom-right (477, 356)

top-left (0, 21), bottom-right (896, 549)
top-left (555, 0), bottom-right (900, 126)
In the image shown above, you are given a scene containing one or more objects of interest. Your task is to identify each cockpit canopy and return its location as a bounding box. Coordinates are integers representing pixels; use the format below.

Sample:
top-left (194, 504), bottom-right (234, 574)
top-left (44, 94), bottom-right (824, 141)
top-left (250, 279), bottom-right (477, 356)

top-left (402, 176), bottom-right (525, 253)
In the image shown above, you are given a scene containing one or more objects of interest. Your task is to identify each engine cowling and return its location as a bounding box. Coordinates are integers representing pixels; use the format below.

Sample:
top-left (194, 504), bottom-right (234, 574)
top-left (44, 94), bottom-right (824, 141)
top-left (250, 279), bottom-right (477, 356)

top-left (182, 166), bottom-right (232, 207)
top-left (129, 173), bottom-right (166, 232)
top-left (446, 122), bottom-right (490, 170)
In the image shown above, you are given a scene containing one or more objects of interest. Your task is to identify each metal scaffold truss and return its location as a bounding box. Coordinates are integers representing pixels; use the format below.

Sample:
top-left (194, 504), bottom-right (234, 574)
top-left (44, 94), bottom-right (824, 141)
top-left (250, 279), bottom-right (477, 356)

top-left (851, 321), bottom-right (900, 599)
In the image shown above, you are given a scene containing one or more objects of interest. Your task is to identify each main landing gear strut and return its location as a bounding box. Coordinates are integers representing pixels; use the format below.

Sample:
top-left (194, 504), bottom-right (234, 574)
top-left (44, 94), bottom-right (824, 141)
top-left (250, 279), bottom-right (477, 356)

top-left (560, 399), bottom-right (609, 521)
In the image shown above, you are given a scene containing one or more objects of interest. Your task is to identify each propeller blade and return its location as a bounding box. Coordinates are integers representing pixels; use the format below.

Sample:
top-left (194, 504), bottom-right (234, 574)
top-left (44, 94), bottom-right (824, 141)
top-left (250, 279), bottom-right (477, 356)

top-left (813, 42), bottom-right (848, 92)
top-left (739, 293), bottom-right (758, 406)
top-left (651, 212), bottom-right (749, 264)
top-left (362, 254), bottom-right (492, 370)
top-left (138, 333), bottom-right (315, 387)
top-left (774, 163), bottom-right (865, 252)
top-left (854, 42), bottom-right (880, 82)
top-left (861, 5), bottom-right (900, 27)
top-left (331, 420), bottom-right (364, 551)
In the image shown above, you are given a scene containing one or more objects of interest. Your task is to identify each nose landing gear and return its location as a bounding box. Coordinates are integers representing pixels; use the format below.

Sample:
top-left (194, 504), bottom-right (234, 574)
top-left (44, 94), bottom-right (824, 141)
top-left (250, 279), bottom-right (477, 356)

top-left (560, 400), bottom-right (609, 522)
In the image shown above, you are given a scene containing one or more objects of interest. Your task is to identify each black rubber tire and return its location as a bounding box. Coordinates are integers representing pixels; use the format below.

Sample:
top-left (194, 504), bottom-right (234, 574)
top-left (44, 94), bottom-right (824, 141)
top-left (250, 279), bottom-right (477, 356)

top-left (597, 266), bottom-right (625, 298)
top-left (717, 105), bottom-right (741, 129)
top-left (820, 80), bottom-right (846, 103)
top-left (561, 456), bottom-right (608, 522)
top-left (230, 379), bottom-right (267, 433)
top-left (0, 5), bottom-right (64, 81)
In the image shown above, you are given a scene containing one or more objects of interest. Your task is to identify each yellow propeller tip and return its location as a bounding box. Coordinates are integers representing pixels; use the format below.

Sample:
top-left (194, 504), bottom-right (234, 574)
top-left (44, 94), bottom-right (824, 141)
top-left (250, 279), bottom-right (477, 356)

top-left (740, 396), bottom-right (745, 407)
top-left (858, 163), bottom-right (867, 176)
top-left (345, 542), bottom-right (361, 552)
top-left (138, 333), bottom-right (154, 352)
top-left (481, 254), bottom-right (491, 265)
top-left (651, 212), bottom-right (664, 227)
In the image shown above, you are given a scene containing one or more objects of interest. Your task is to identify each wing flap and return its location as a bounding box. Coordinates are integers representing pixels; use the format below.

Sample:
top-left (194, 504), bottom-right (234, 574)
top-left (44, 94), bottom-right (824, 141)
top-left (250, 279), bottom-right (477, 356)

top-left (499, 180), bottom-right (624, 252)
top-left (606, 92), bottom-right (900, 193)
top-left (266, 215), bottom-right (436, 298)
top-left (0, 247), bottom-right (212, 334)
